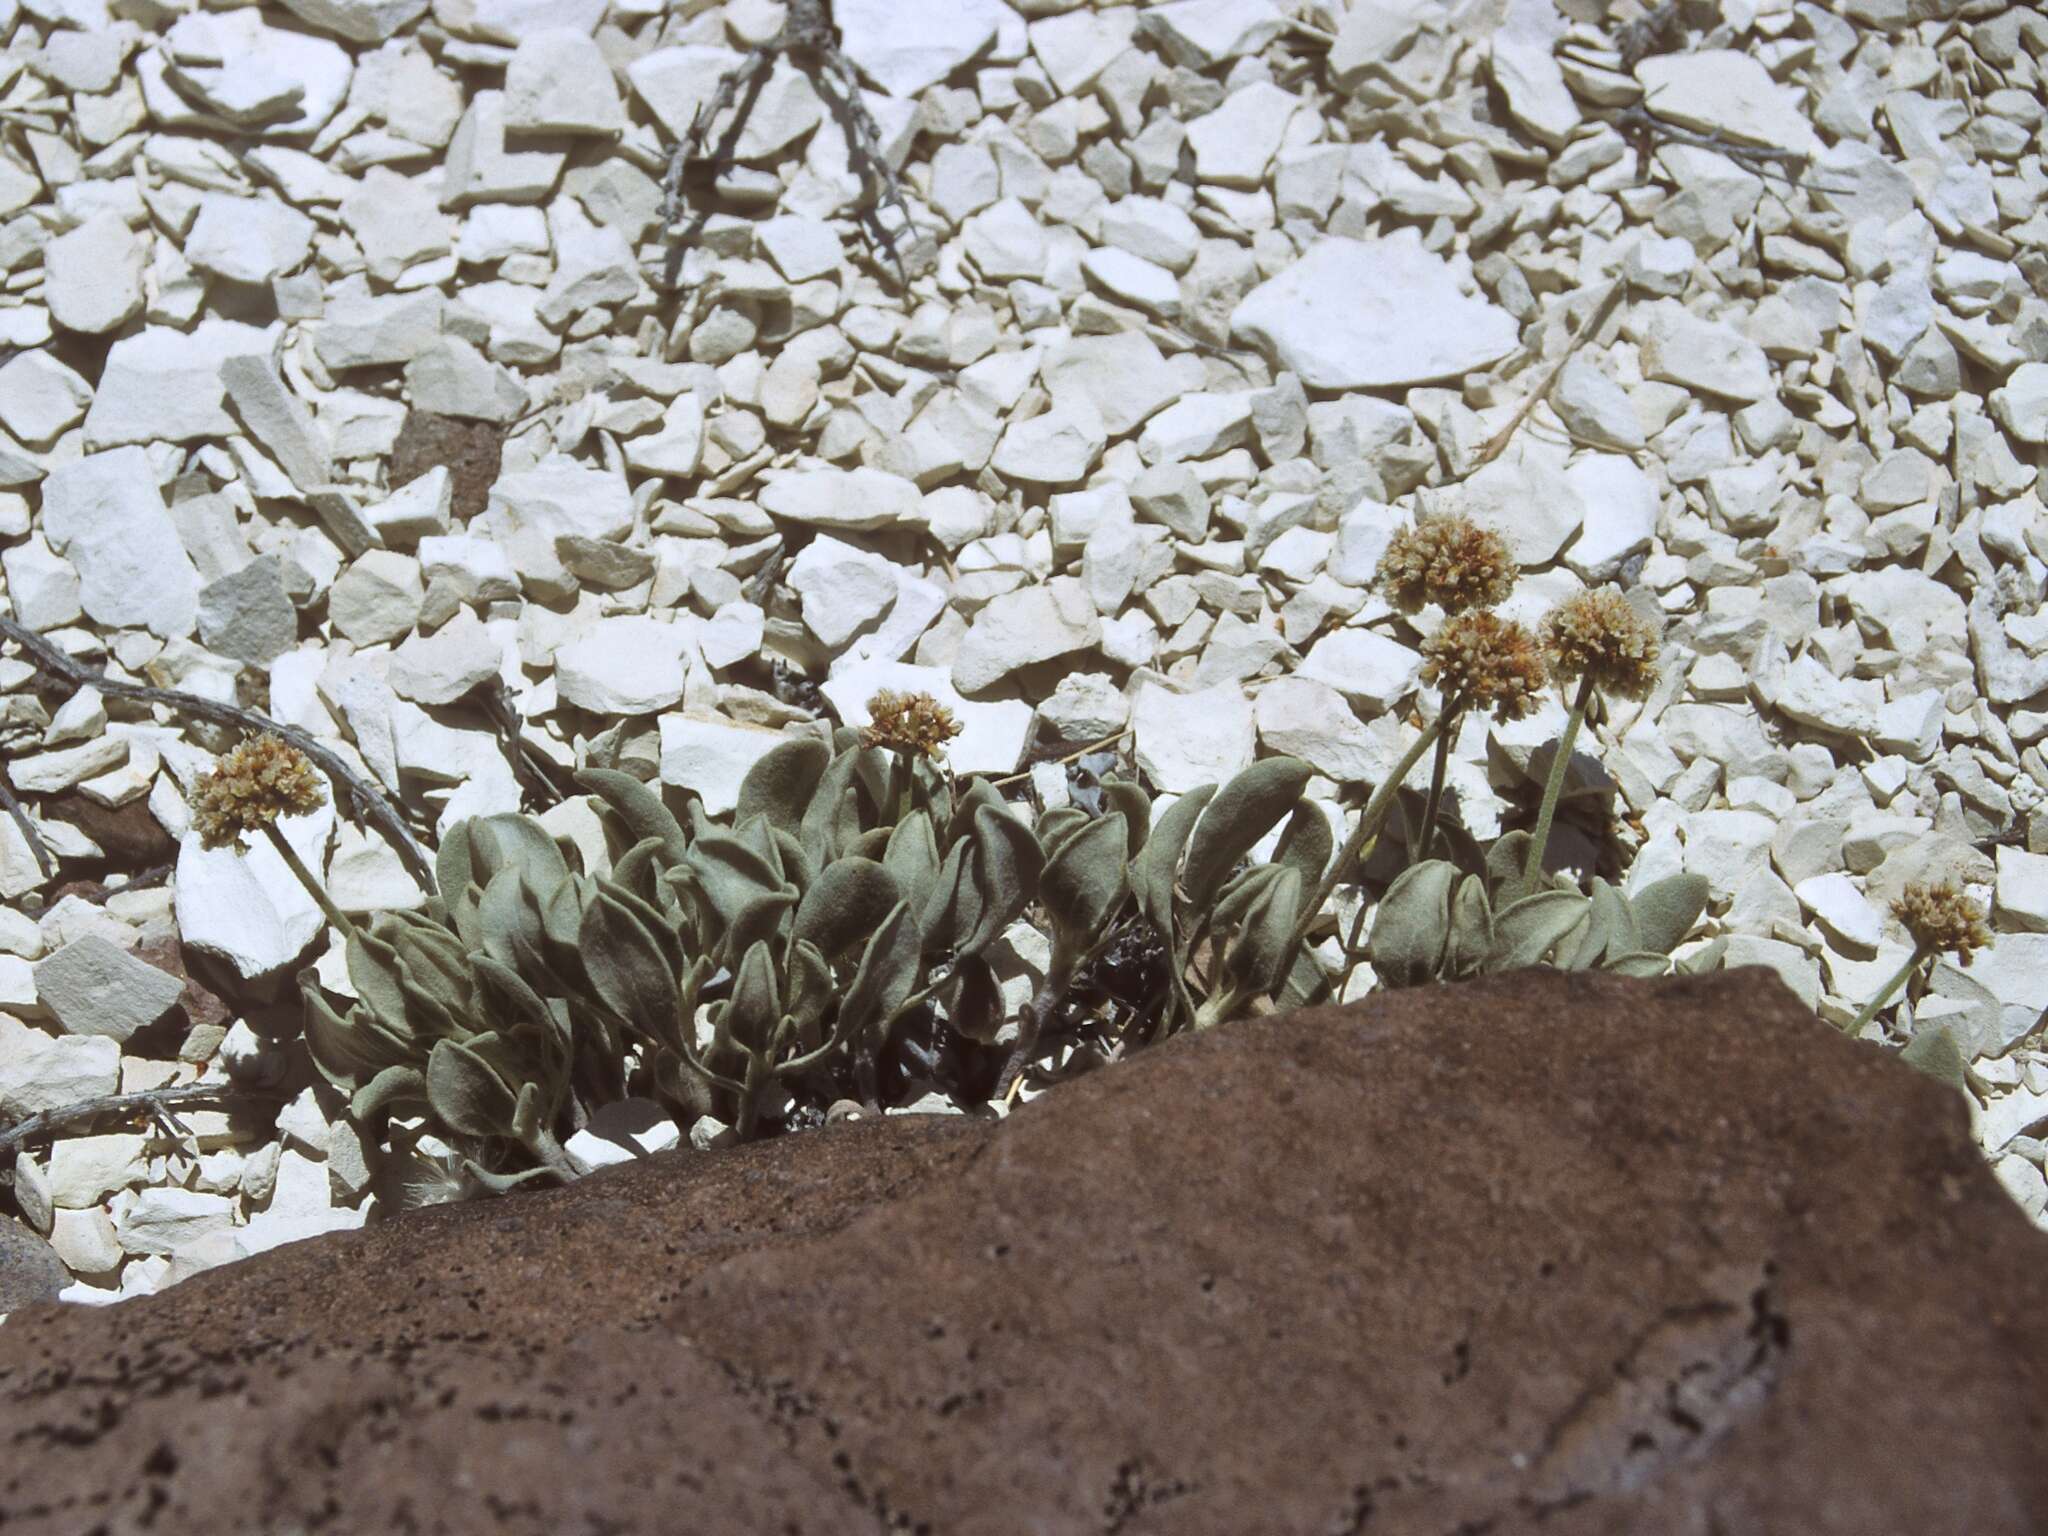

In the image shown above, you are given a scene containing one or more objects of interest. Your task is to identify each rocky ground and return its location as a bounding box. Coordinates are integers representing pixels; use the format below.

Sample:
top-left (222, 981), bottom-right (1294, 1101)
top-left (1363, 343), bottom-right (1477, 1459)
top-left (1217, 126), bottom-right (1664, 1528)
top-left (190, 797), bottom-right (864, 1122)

top-left (1, 0), bottom-right (2047, 1307)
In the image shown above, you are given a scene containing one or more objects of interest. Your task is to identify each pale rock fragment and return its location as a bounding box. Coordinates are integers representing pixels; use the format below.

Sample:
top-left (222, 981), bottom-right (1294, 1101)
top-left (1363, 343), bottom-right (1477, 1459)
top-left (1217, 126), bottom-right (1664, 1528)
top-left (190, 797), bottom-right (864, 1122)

top-left (174, 799), bottom-right (335, 979)
top-left (1253, 675), bottom-right (1381, 784)
top-left (1138, 0), bottom-right (1285, 68)
top-left (1490, 1), bottom-right (1579, 150)
top-left (386, 609), bottom-right (501, 706)
top-left (0, 351), bottom-right (90, 444)
top-left (220, 355), bottom-right (331, 492)
top-left (184, 192), bottom-right (315, 285)
top-left (1637, 300), bottom-right (1773, 403)
top-left (991, 401), bottom-right (1107, 485)
top-left (41, 448), bottom-right (201, 639)
top-left (0, 1017), bottom-right (119, 1118)
top-left (1794, 871), bottom-right (1885, 954)
top-left (362, 467), bottom-right (453, 548)
top-left (32, 936), bottom-right (184, 1043)
top-left (503, 29), bottom-right (625, 136)
top-left (1561, 456), bottom-right (1658, 582)
top-left (479, 458), bottom-right (634, 599)
top-left (115, 1187), bottom-right (237, 1258)
top-left (836, 0), bottom-right (1006, 98)
top-left (43, 211), bottom-right (145, 335)
top-left (82, 320), bottom-right (279, 448)
top-left (328, 550), bottom-right (423, 647)
top-left (196, 555), bottom-right (299, 667)
top-left (623, 394), bottom-right (706, 479)
top-left (1032, 671), bottom-right (1129, 751)
top-left (1996, 846), bottom-right (2048, 934)
top-left (1299, 628), bottom-right (1421, 713)
top-left (1138, 392), bottom-right (1255, 463)
top-left (47, 1134), bottom-right (149, 1209)
top-left (1231, 234), bottom-right (1520, 390)
top-left (277, 0), bottom-right (429, 45)
top-left (1423, 449), bottom-right (1583, 568)
top-left (404, 336), bottom-right (527, 423)
top-left (556, 616), bottom-right (694, 715)
top-left (962, 197), bottom-right (1049, 282)
top-left (658, 714), bottom-right (790, 815)
top-left (340, 166), bottom-right (452, 285)
top-left (47, 1205), bottom-right (122, 1277)
top-left (1636, 51), bottom-right (1820, 157)
top-left (1184, 81), bottom-right (1301, 188)
top-left (1990, 364), bottom-right (2048, 446)
top-left (952, 578), bottom-right (1102, 695)
top-left (313, 288), bottom-right (444, 370)
top-left (1081, 246), bottom-right (1181, 318)
top-left (442, 91), bottom-right (567, 208)
top-left (1028, 7), bottom-right (1137, 95)
top-left (1042, 332), bottom-right (1183, 439)
top-left (1131, 679), bottom-right (1255, 793)
top-left (1682, 809), bottom-right (1777, 903)
top-left (758, 466), bottom-right (923, 532)
top-left (1551, 357), bottom-right (1645, 451)
top-left (2, 535), bottom-right (82, 631)
top-left (788, 535), bottom-right (900, 650)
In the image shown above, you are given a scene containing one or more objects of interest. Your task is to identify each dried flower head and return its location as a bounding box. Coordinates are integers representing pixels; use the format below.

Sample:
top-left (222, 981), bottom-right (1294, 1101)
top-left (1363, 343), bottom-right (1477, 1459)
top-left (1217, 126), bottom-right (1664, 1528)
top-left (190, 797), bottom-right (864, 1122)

top-left (1374, 513), bottom-right (1518, 615)
top-left (1542, 587), bottom-right (1661, 701)
top-left (1891, 880), bottom-right (1992, 965)
top-left (1421, 611), bottom-right (1551, 723)
top-left (861, 689), bottom-right (962, 761)
top-left (190, 733), bottom-right (327, 850)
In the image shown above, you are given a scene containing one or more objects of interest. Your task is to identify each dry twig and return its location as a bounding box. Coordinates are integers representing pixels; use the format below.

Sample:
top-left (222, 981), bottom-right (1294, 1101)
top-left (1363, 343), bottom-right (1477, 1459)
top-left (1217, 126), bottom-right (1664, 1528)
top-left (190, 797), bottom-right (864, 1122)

top-left (0, 1082), bottom-right (290, 1166)
top-left (0, 616), bottom-right (437, 895)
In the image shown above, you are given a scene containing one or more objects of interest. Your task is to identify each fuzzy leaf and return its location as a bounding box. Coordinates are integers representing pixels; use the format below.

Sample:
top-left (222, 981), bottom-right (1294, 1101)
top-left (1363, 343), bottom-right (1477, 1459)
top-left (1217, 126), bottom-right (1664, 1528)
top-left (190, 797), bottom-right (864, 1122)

top-left (1629, 872), bottom-right (1711, 956)
top-left (683, 831), bottom-right (788, 932)
top-left (1035, 805), bottom-right (1091, 855)
top-left (581, 887), bottom-right (682, 1039)
top-left (1131, 784), bottom-right (1216, 938)
top-left (942, 952), bottom-right (1003, 1044)
top-left (1182, 757), bottom-right (1313, 911)
top-left (478, 865), bottom-right (540, 971)
top-left (1586, 877), bottom-right (1637, 967)
top-left (800, 745), bottom-right (866, 870)
top-left (1369, 860), bottom-right (1461, 987)
top-left (460, 1160), bottom-right (556, 1196)
top-left (435, 820), bottom-right (484, 908)
top-left (725, 939), bottom-right (783, 1056)
top-left (919, 840), bottom-right (980, 957)
top-left (1489, 890), bottom-right (1592, 970)
top-left (1101, 779), bottom-right (1152, 862)
top-left (1486, 830), bottom-right (1540, 907)
top-left (883, 810), bottom-right (940, 896)
top-left (795, 857), bottom-right (907, 962)
top-left (1271, 801), bottom-right (1334, 893)
top-left (956, 802), bottom-right (1043, 957)
top-left (836, 901), bottom-right (921, 1057)
top-left (1442, 874), bottom-right (1493, 981)
top-left (736, 736), bottom-right (833, 832)
top-left (426, 1037), bottom-right (519, 1138)
top-left (1601, 950), bottom-right (1674, 978)
top-left (471, 813), bottom-right (572, 895)
top-left (1041, 812), bottom-right (1129, 945)
top-left (1219, 864), bottom-right (1303, 1003)
top-left (349, 1063), bottom-right (429, 1123)
top-left (575, 768), bottom-right (688, 863)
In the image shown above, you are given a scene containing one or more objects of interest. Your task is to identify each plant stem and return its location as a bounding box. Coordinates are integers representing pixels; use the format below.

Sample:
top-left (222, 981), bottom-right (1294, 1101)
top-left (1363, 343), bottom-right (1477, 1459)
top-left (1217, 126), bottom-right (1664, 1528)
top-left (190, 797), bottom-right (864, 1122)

top-left (1285, 713), bottom-right (1447, 967)
top-left (1523, 673), bottom-right (1597, 887)
top-left (1845, 947), bottom-right (1928, 1037)
top-left (260, 822), bottom-right (360, 946)
top-left (1416, 692), bottom-right (1465, 864)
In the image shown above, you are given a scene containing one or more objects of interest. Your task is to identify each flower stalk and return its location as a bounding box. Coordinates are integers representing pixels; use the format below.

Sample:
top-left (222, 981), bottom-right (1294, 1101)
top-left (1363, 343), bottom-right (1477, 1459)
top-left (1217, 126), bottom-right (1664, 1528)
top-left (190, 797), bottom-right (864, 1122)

top-left (1846, 880), bottom-right (1992, 1036)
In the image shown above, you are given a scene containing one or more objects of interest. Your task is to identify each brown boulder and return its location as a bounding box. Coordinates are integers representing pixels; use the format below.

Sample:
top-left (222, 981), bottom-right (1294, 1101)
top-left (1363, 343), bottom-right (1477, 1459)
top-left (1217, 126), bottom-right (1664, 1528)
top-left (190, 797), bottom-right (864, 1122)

top-left (2, 968), bottom-right (2045, 1534)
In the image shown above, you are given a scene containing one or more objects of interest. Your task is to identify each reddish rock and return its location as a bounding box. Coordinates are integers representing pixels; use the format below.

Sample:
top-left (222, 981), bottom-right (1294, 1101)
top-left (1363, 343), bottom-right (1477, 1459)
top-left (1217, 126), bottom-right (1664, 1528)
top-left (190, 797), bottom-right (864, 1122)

top-left (388, 411), bottom-right (505, 523)
top-left (1, 968), bottom-right (2045, 1534)
top-left (40, 792), bottom-right (177, 870)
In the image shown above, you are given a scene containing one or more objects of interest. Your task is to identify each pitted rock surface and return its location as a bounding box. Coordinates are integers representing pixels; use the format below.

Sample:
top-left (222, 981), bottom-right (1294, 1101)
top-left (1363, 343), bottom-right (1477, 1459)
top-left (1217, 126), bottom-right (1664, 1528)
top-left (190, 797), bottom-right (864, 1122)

top-left (2, 967), bottom-right (2045, 1534)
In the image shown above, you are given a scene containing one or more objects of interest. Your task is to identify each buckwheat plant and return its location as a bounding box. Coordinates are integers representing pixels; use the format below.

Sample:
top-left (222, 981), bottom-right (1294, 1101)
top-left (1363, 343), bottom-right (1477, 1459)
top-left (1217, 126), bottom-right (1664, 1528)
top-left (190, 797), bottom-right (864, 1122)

top-left (1289, 516), bottom-right (1528, 960)
top-left (1847, 879), bottom-right (1993, 1036)
top-left (1523, 587), bottom-right (1661, 885)
top-left (190, 733), bottom-right (356, 943)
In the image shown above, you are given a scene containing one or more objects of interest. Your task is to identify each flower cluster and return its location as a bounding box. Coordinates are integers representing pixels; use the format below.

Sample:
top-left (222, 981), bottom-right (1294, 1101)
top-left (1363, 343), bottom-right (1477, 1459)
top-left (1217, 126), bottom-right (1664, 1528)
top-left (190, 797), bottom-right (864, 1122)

top-left (1541, 587), bottom-right (1661, 701)
top-left (1421, 611), bottom-right (1550, 723)
top-left (190, 733), bottom-right (327, 850)
top-left (1891, 880), bottom-right (1991, 965)
top-left (1374, 513), bottom-right (1518, 615)
top-left (860, 689), bottom-right (962, 761)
